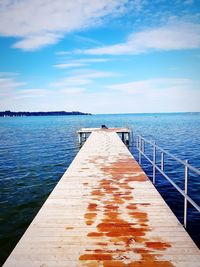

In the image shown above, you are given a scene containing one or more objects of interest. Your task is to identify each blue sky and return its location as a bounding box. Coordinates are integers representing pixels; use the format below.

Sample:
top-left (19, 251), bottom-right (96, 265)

top-left (0, 0), bottom-right (200, 113)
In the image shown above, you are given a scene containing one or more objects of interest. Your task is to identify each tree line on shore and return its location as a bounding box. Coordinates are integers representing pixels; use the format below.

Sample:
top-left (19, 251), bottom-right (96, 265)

top-left (0, 110), bottom-right (91, 117)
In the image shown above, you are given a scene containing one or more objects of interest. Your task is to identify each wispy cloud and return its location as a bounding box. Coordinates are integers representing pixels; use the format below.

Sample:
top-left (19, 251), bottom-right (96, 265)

top-left (0, 73), bottom-right (26, 97)
top-left (0, 0), bottom-right (128, 51)
top-left (51, 69), bottom-right (115, 87)
top-left (13, 33), bottom-right (62, 51)
top-left (0, 72), bottom-right (19, 77)
top-left (183, 0), bottom-right (194, 5)
top-left (15, 89), bottom-right (48, 99)
top-left (102, 77), bottom-right (200, 113)
top-left (54, 63), bottom-right (86, 69)
top-left (81, 22), bottom-right (200, 55)
top-left (107, 78), bottom-right (197, 92)
top-left (54, 58), bottom-right (110, 69)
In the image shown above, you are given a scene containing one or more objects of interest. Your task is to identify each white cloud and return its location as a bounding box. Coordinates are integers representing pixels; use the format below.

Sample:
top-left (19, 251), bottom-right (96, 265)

top-left (0, 0), bottom-right (128, 50)
top-left (51, 69), bottom-right (114, 87)
top-left (54, 58), bottom-right (110, 69)
top-left (54, 63), bottom-right (86, 69)
top-left (0, 72), bottom-right (19, 77)
top-left (100, 78), bottom-right (200, 113)
top-left (0, 74), bottom-right (26, 98)
top-left (82, 22), bottom-right (200, 55)
top-left (107, 78), bottom-right (196, 93)
top-left (13, 33), bottom-right (62, 51)
top-left (15, 89), bottom-right (48, 98)
top-left (60, 87), bottom-right (85, 94)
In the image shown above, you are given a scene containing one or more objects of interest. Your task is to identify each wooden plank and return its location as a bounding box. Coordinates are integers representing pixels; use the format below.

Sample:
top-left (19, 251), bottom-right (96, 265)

top-left (3, 129), bottom-right (200, 267)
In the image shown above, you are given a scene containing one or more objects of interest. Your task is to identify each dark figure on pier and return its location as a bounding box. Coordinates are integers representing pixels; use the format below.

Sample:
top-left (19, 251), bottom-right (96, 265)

top-left (101, 125), bottom-right (108, 129)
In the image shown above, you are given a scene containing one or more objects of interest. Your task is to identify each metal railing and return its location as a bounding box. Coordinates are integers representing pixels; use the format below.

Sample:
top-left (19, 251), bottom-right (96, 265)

top-left (135, 134), bottom-right (200, 229)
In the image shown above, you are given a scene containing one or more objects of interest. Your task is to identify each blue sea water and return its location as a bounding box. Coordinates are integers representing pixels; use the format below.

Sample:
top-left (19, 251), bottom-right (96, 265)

top-left (0, 113), bottom-right (200, 264)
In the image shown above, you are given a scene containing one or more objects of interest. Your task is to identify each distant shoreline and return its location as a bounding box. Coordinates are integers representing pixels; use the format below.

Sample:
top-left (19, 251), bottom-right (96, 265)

top-left (0, 111), bottom-right (91, 117)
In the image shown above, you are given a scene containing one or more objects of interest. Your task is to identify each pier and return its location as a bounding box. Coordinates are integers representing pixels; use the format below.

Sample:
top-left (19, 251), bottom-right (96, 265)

top-left (3, 128), bottom-right (200, 267)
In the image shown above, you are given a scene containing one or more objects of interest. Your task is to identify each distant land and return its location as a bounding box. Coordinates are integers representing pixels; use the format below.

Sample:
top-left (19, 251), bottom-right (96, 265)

top-left (0, 110), bottom-right (91, 117)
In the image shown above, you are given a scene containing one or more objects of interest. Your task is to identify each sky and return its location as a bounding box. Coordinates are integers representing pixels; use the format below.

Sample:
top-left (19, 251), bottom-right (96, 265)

top-left (0, 0), bottom-right (200, 114)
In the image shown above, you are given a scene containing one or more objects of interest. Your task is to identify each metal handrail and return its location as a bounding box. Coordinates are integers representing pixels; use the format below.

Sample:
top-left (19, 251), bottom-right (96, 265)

top-left (135, 134), bottom-right (200, 228)
top-left (137, 135), bottom-right (200, 175)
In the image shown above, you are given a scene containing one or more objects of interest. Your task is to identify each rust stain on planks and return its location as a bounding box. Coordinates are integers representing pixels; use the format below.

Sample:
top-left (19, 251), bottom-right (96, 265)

top-left (79, 156), bottom-right (173, 267)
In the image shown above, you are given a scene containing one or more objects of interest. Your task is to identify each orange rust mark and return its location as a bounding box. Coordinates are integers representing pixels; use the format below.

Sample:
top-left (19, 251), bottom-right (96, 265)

top-left (80, 157), bottom-right (173, 267)
top-left (84, 213), bottom-right (97, 220)
top-left (123, 190), bottom-right (132, 196)
top-left (124, 174), bottom-right (147, 182)
top-left (146, 242), bottom-right (171, 250)
top-left (104, 211), bottom-right (119, 217)
top-left (91, 190), bottom-right (105, 196)
top-left (122, 196), bottom-right (132, 200)
top-left (126, 204), bottom-right (137, 210)
top-left (96, 242), bottom-right (108, 246)
top-left (105, 204), bottom-right (119, 210)
top-left (79, 254), bottom-right (112, 260)
top-left (88, 203), bottom-right (98, 211)
top-left (140, 253), bottom-right (158, 262)
top-left (86, 220), bottom-right (94, 226)
top-left (84, 212), bottom-right (97, 225)
top-left (128, 211), bottom-right (148, 221)
top-left (111, 192), bottom-right (127, 197)
top-left (103, 188), bottom-right (119, 194)
top-left (134, 236), bottom-right (147, 243)
top-left (113, 196), bottom-right (125, 204)
top-left (100, 179), bottom-right (113, 185)
top-left (140, 223), bottom-right (148, 227)
top-left (119, 183), bottom-right (132, 189)
top-left (96, 222), bottom-right (146, 238)
top-left (111, 236), bottom-right (137, 247)
top-left (82, 262), bottom-right (99, 267)
top-left (87, 232), bottom-right (104, 237)
top-left (65, 227), bottom-right (74, 230)
top-left (133, 248), bottom-right (151, 254)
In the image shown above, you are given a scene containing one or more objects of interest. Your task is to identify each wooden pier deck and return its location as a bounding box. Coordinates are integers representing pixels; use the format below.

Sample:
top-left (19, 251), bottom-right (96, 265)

top-left (3, 128), bottom-right (200, 267)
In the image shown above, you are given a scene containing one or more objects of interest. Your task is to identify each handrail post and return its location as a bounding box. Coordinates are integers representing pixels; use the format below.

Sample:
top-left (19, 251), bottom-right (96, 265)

top-left (83, 133), bottom-right (86, 142)
top-left (139, 136), bottom-right (141, 165)
top-left (142, 139), bottom-right (145, 153)
top-left (153, 142), bottom-right (156, 184)
top-left (128, 132), bottom-right (130, 144)
top-left (161, 152), bottom-right (164, 171)
top-left (79, 132), bottom-right (83, 145)
top-left (131, 128), bottom-right (134, 147)
top-left (184, 160), bottom-right (188, 228)
top-left (126, 132), bottom-right (130, 146)
top-left (122, 132), bottom-right (125, 142)
top-left (78, 133), bottom-right (81, 144)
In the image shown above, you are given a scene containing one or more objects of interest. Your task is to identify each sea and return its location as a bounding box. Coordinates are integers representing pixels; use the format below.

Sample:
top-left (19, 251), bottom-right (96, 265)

top-left (0, 113), bottom-right (200, 265)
